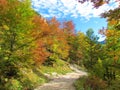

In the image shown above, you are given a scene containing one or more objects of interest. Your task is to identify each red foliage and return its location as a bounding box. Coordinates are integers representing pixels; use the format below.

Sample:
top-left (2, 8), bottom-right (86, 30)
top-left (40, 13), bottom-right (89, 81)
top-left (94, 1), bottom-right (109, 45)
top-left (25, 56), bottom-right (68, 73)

top-left (62, 20), bottom-right (76, 36)
top-left (0, 0), bottom-right (8, 13)
top-left (32, 15), bottom-right (50, 38)
top-left (31, 16), bottom-right (73, 64)
top-left (32, 15), bottom-right (51, 64)
top-left (32, 40), bottom-right (50, 64)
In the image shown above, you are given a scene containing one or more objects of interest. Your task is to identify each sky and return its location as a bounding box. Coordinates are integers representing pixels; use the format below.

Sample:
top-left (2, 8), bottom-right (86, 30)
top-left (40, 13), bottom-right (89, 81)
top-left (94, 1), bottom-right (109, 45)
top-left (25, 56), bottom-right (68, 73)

top-left (31, 0), bottom-right (119, 41)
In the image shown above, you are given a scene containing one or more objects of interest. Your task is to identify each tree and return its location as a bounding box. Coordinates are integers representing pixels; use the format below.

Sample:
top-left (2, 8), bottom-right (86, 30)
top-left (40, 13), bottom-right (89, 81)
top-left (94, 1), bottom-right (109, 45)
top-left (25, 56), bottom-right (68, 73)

top-left (68, 32), bottom-right (88, 65)
top-left (97, 7), bottom-right (120, 87)
top-left (77, 0), bottom-right (120, 8)
top-left (0, 0), bottom-right (34, 79)
top-left (100, 8), bottom-right (120, 66)
top-left (31, 15), bottom-right (50, 64)
top-left (40, 17), bottom-right (70, 66)
top-left (84, 28), bottom-right (102, 69)
top-left (62, 20), bottom-right (75, 36)
top-left (100, 3), bottom-right (120, 36)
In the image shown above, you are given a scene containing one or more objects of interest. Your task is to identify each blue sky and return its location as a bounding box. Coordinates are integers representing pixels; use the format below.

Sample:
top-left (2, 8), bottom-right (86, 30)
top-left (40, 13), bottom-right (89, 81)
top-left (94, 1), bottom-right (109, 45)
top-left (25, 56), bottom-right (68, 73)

top-left (31, 0), bottom-right (119, 41)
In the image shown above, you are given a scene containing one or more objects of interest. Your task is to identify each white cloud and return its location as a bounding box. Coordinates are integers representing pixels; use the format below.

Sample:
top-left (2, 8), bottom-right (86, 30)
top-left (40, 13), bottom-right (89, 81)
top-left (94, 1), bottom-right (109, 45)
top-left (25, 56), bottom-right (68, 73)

top-left (32, 0), bottom-right (119, 20)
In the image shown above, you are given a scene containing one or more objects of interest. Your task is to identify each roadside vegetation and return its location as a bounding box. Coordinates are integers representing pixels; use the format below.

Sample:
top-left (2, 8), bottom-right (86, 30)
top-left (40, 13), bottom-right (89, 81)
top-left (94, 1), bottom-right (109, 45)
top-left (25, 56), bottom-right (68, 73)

top-left (0, 0), bottom-right (120, 90)
top-left (74, 7), bottom-right (120, 90)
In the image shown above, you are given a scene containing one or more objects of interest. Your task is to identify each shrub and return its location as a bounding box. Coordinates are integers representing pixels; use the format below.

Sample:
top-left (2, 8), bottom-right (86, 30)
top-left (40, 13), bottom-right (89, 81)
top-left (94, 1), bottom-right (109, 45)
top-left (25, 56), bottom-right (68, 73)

top-left (74, 76), bottom-right (87, 90)
top-left (40, 59), bottom-right (72, 74)
top-left (5, 78), bottom-right (23, 90)
top-left (84, 76), bottom-right (107, 90)
top-left (107, 79), bottom-right (120, 90)
top-left (74, 76), bottom-right (108, 90)
top-left (19, 67), bottom-right (47, 90)
top-left (92, 59), bottom-right (105, 79)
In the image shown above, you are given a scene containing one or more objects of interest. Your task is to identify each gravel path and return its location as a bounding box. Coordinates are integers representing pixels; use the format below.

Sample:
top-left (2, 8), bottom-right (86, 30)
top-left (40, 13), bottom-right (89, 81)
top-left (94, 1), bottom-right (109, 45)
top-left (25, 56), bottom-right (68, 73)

top-left (34, 65), bottom-right (87, 90)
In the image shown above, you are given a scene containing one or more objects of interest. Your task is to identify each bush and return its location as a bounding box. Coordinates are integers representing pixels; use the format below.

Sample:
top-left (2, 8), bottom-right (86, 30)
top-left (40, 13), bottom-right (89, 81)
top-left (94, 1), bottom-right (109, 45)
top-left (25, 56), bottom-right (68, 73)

top-left (5, 78), bottom-right (23, 90)
top-left (74, 76), bottom-right (87, 90)
top-left (84, 76), bottom-right (107, 90)
top-left (107, 79), bottom-right (120, 90)
top-left (92, 59), bottom-right (105, 79)
top-left (40, 59), bottom-right (72, 74)
top-left (74, 76), bottom-right (107, 90)
top-left (19, 67), bottom-right (47, 90)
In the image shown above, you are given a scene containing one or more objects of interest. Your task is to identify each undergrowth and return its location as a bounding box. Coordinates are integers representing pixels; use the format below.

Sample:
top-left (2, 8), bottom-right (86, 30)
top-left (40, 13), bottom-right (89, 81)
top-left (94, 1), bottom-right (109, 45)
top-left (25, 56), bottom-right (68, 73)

top-left (0, 59), bottom-right (72, 90)
top-left (40, 59), bottom-right (72, 75)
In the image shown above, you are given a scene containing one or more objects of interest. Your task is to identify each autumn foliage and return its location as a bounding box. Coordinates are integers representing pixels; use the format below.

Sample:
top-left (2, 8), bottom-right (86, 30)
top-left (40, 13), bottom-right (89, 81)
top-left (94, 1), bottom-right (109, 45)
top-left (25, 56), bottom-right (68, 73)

top-left (31, 16), bottom-right (73, 65)
top-left (0, 0), bottom-right (120, 90)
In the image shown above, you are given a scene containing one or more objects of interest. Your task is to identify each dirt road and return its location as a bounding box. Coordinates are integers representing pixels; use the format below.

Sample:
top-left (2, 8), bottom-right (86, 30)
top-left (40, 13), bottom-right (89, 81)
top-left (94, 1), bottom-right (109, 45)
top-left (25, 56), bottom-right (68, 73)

top-left (34, 65), bottom-right (87, 90)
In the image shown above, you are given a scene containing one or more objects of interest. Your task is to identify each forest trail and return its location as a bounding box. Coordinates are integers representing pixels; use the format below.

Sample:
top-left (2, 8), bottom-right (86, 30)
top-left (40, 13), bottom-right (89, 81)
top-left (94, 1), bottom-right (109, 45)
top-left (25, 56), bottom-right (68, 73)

top-left (34, 65), bottom-right (87, 90)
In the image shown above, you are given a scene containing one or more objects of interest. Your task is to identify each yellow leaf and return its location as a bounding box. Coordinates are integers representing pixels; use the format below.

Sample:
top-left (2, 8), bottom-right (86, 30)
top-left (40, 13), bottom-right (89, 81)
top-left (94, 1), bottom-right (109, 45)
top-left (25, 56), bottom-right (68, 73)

top-left (3, 25), bottom-right (9, 30)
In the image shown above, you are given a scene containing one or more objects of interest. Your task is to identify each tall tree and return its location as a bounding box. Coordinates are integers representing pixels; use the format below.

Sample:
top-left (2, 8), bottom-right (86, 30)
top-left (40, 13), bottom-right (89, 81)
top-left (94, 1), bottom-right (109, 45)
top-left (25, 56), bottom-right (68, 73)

top-left (0, 0), bottom-right (34, 79)
top-left (68, 32), bottom-right (89, 65)
top-left (84, 28), bottom-right (101, 69)
top-left (77, 0), bottom-right (120, 8)
top-left (32, 15), bottom-right (50, 64)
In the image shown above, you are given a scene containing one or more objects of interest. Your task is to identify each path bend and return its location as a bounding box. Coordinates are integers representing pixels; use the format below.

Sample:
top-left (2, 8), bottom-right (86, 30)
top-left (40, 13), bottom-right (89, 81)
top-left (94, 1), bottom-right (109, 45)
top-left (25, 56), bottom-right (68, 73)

top-left (34, 65), bottom-right (87, 90)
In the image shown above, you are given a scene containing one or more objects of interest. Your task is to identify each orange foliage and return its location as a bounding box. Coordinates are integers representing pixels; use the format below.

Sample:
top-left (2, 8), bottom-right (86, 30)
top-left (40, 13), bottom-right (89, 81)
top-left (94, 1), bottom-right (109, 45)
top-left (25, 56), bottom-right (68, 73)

top-left (32, 15), bottom-right (50, 38)
top-left (32, 40), bottom-right (50, 64)
top-left (106, 30), bottom-right (115, 37)
top-left (108, 19), bottom-right (118, 26)
top-left (32, 15), bottom-right (51, 64)
top-left (46, 17), bottom-right (70, 59)
top-left (0, 0), bottom-right (8, 11)
top-left (31, 16), bottom-right (74, 64)
top-left (62, 20), bottom-right (75, 36)
top-left (47, 17), bottom-right (61, 35)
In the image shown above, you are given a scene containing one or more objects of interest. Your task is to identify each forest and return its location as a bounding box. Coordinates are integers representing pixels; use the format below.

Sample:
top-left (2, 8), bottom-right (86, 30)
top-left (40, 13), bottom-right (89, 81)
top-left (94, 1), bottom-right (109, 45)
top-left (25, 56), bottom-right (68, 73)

top-left (0, 0), bottom-right (120, 90)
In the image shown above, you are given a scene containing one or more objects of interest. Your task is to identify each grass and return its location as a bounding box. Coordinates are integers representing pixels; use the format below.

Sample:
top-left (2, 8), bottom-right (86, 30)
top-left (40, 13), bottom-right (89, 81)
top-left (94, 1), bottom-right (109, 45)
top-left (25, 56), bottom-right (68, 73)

top-left (19, 67), bottom-right (48, 89)
top-left (0, 59), bottom-right (72, 90)
top-left (0, 66), bottom-right (48, 90)
top-left (40, 59), bottom-right (72, 75)
top-left (21, 59), bottom-right (72, 90)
